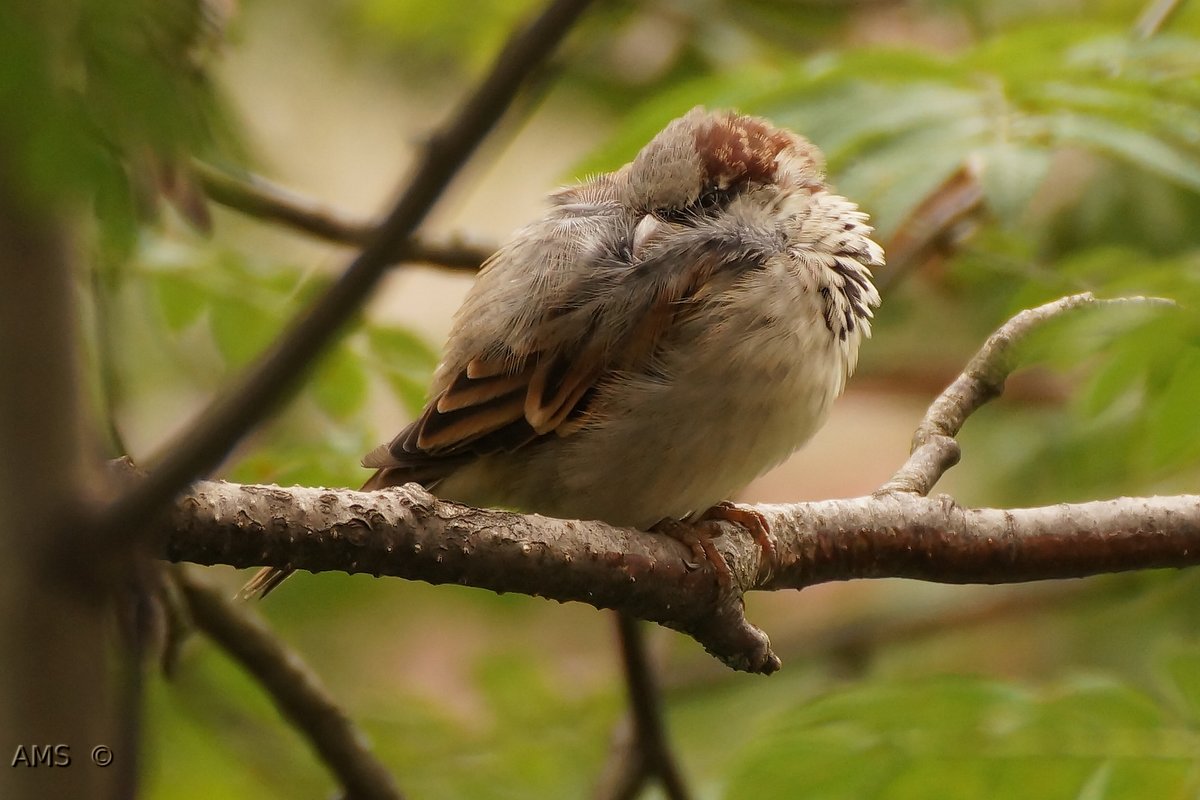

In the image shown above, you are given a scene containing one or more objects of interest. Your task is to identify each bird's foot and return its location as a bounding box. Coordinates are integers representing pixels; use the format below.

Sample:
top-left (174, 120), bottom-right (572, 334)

top-left (699, 501), bottom-right (776, 568)
top-left (654, 516), bottom-right (733, 588)
top-left (654, 502), bottom-right (775, 589)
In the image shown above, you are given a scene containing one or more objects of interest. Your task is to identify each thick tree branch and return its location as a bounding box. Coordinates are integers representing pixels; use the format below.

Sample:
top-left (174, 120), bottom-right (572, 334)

top-left (178, 569), bottom-right (403, 800)
top-left (97, 0), bottom-right (598, 543)
top-left (166, 481), bottom-right (778, 672)
top-left (159, 294), bottom-right (1198, 674)
top-left (161, 481), bottom-right (1200, 674)
top-left (762, 494), bottom-right (1200, 586)
top-left (0, 170), bottom-right (112, 797)
top-left (192, 161), bottom-right (494, 270)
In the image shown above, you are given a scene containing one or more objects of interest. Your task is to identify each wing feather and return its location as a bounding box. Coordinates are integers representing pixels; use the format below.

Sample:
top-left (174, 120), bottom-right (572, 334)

top-left (436, 369), bottom-right (530, 413)
top-left (363, 198), bottom-right (775, 488)
top-left (416, 390), bottom-right (527, 451)
top-left (524, 347), bottom-right (603, 433)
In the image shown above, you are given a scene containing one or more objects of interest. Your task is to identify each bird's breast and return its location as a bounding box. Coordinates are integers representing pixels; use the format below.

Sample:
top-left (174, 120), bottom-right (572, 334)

top-left (436, 264), bottom-right (860, 529)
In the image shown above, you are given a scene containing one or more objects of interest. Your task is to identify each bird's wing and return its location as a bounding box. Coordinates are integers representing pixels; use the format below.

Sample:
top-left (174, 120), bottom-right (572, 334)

top-left (362, 201), bottom-right (772, 485)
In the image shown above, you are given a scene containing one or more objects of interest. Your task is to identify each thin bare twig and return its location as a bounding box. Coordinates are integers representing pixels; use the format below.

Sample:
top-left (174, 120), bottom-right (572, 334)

top-left (592, 714), bottom-right (645, 800)
top-left (192, 161), bottom-right (494, 270)
top-left (878, 293), bottom-right (1174, 496)
top-left (95, 0), bottom-right (598, 546)
top-left (607, 615), bottom-right (690, 800)
top-left (178, 569), bottom-right (403, 800)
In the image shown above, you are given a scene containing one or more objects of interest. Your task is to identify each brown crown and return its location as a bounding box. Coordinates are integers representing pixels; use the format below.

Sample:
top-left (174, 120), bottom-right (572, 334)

top-left (693, 115), bottom-right (793, 190)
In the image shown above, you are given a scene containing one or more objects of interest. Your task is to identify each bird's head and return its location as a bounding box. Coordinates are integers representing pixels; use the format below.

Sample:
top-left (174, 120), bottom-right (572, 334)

top-left (625, 107), bottom-right (826, 217)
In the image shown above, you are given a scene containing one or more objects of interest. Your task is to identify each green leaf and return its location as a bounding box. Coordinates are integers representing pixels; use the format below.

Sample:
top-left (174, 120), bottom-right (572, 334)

top-left (1158, 645), bottom-right (1200, 724)
top-left (772, 81), bottom-right (982, 166)
top-left (153, 272), bottom-right (209, 332)
top-left (1145, 343), bottom-right (1200, 468)
top-left (145, 643), bottom-right (331, 800)
top-left (586, 23), bottom-right (1200, 251)
top-left (311, 349), bottom-right (369, 421)
top-left (976, 142), bottom-right (1052, 225)
top-left (1081, 343), bottom-right (1147, 421)
top-left (831, 122), bottom-right (978, 237)
top-left (367, 325), bottom-right (438, 414)
top-left (726, 676), bottom-right (1200, 800)
top-left (349, 0), bottom-right (538, 73)
top-left (229, 430), bottom-right (365, 489)
top-left (209, 295), bottom-right (281, 367)
top-left (1047, 112), bottom-right (1200, 192)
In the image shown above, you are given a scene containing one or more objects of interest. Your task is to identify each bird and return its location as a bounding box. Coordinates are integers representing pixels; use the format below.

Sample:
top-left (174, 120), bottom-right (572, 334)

top-left (240, 106), bottom-right (882, 599)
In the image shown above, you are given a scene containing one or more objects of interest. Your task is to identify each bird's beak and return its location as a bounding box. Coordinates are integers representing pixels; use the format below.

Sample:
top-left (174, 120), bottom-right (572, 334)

top-left (632, 214), bottom-right (667, 261)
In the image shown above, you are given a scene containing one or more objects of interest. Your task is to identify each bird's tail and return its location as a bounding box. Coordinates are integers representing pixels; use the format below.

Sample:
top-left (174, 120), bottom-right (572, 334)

top-left (236, 565), bottom-right (295, 601)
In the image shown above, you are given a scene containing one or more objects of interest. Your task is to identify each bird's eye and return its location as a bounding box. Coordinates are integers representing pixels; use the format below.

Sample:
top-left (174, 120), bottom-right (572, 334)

top-left (655, 206), bottom-right (694, 225)
top-left (654, 187), bottom-right (734, 225)
top-left (696, 187), bottom-right (730, 209)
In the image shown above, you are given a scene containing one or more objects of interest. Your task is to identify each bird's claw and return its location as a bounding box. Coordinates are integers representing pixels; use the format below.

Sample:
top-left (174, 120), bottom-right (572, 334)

top-left (654, 502), bottom-right (776, 589)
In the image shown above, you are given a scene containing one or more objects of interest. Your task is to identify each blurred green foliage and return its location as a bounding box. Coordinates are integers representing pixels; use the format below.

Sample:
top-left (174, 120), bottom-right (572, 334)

top-left (728, 666), bottom-right (1200, 800)
top-left (6, 0), bottom-right (1200, 797)
top-left (118, 234), bottom-right (438, 487)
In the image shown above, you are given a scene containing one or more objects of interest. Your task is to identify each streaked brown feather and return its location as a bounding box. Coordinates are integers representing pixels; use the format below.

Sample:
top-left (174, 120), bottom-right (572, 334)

top-left (466, 356), bottom-right (510, 380)
top-left (361, 442), bottom-right (398, 469)
top-left (554, 387), bottom-right (599, 437)
top-left (416, 390), bottom-right (527, 451)
top-left (437, 370), bottom-right (530, 413)
top-left (525, 350), bottom-right (603, 433)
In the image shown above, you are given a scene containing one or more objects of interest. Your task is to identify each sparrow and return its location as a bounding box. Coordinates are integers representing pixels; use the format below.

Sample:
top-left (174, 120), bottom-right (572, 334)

top-left (241, 106), bottom-right (882, 599)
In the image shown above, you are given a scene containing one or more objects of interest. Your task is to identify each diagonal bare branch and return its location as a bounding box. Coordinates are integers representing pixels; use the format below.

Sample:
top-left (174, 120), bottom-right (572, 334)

top-left (96, 0), bottom-right (599, 546)
top-left (192, 161), bottom-right (494, 270)
top-left (178, 568), bottom-right (403, 800)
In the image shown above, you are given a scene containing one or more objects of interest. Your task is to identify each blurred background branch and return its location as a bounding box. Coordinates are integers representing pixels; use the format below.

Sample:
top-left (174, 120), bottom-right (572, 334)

top-left (179, 569), bottom-right (403, 800)
top-left (0, 143), bottom-right (114, 800)
top-left (193, 161), bottom-right (494, 270)
top-left (596, 615), bottom-right (692, 800)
